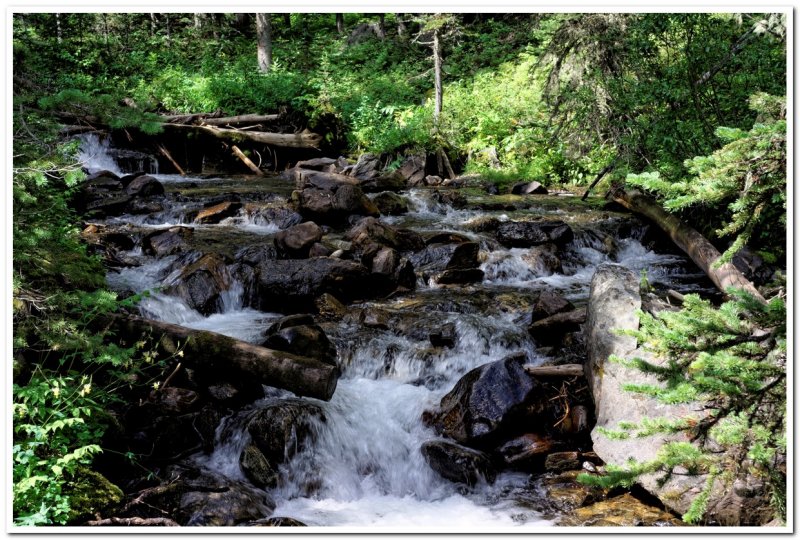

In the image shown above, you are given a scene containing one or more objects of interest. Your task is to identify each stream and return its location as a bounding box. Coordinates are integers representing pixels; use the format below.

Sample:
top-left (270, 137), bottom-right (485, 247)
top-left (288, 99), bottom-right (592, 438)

top-left (79, 134), bottom-right (715, 528)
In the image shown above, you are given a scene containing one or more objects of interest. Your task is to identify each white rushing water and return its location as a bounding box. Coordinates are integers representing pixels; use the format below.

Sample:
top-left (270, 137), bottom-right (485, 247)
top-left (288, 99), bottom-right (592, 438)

top-left (88, 136), bottom-right (711, 529)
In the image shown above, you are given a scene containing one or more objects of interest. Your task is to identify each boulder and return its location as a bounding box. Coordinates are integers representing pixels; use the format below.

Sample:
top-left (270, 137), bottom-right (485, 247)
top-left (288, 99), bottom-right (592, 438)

top-left (532, 290), bottom-right (575, 321)
top-left (84, 194), bottom-right (133, 218)
top-left (345, 217), bottom-right (425, 253)
top-left (240, 444), bottom-right (279, 489)
top-left (143, 227), bottom-right (193, 257)
top-left (274, 221), bottom-right (323, 258)
top-left (255, 257), bottom-right (372, 311)
top-left (308, 242), bottom-right (333, 258)
top-left (495, 220), bottom-right (574, 248)
top-left (368, 247), bottom-right (417, 291)
top-left (435, 268), bottom-right (484, 285)
top-left (429, 322), bottom-right (456, 348)
top-left (372, 191), bottom-right (409, 215)
top-left (349, 153), bottom-right (381, 180)
top-left (194, 201), bottom-right (243, 224)
top-left (409, 242), bottom-right (480, 276)
top-left (124, 175), bottom-right (165, 197)
top-left (397, 154), bottom-right (426, 186)
top-left (295, 157), bottom-right (338, 171)
top-left (585, 264), bottom-right (769, 524)
top-left (247, 399), bottom-right (326, 464)
top-left (432, 189), bottom-right (467, 208)
top-left (293, 184), bottom-right (379, 224)
top-left (428, 353), bottom-right (542, 448)
top-left (528, 308), bottom-right (586, 345)
top-left (235, 244), bottom-right (278, 266)
top-left (244, 205), bottom-right (304, 230)
top-left (262, 317), bottom-right (337, 367)
top-left (165, 253), bottom-right (231, 315)
top-left (421, 440), bottom-right (497, 486)
top-left (510, 181), bottom-right (548, 195)
top-left (360, 170), bottom-right (407, 192)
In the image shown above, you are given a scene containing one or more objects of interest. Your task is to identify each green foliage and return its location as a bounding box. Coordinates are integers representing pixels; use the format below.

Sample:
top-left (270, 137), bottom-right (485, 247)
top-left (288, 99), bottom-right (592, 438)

top-left (586, 290), bottom-right (786, 523)
top-left (627, 94), bottom-right (786, 263)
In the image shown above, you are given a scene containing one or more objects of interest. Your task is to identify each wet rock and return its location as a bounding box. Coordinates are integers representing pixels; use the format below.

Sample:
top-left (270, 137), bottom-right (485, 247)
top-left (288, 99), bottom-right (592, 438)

top-left (522, 244), bottom-right (563, 276)
top-left (345, 217), bottom-right (425, 253)
top-left (429, 322), bottom-right (456, 348)
top-left (194, 201), bottom-right (243, 224)
top-left (255, 258), bottom-right (371, 311)
top-left (432, 189), bottom-right (467, 208)
top-left (274, 221), bottom-right (323, 258)
top-left (165, 253), bottom-right (231, 315)
top-left (421, 440), bottom-right (497, 486)
top-left (244, 205), bottom-right (304, 230)
top-left (349, 153), bottom-right (381, 180)
top-left (496, 433), bottom-right (557, 468)
top-left (85, 169), bottom-right (121, 183)
top-left (235, 244), bottom-right (278, 266)
top-left (127, 198), bottom-right (165, 215)
top-left (428, 353), bottom-right (541, 447)
top-left (240, 444), bottom-right (279, 489)
top-left (365, 247), bottom-right (417, 292)
top-left (495, 220), bottom-right (574, 248)
top-left (227, 262), bottom-right (258, 308)
top-left (532, 290), bottom-right (575, 321)
top-left (251, 517), bottom-right (308, 526)
top-left (360, 307), bottom-right (389, 329)
top-left (263, 317), bottom-right (337, 367)
top-left (308, 242), bottom-right (333, 258)
top-left (118, 171), bottom-right (146, 187)
top-left (146, 406), bottom-right (221, 460)
top-left (360, 170), bottom-right (407, 192)
top-left (293, 184), bottom-right (379, 224)
top-left (510, 181), bottom-right (548, 195)
top-left (559, 405), bottom-right (591, 435)
top-left (315, 293), bottom-right (348, 320)
top-left (206, 383), bottom-right (243, 405)
top-left (143, 227), bottom-right (193, 257)
top-left (542, 470), bottom-right (607, 512)
top-left (65, 467), bottom-right (124, 524)
top-left (266, 314), bottom-right (316, 332)
top-left (397, 154), bottom-right (427, 186)
top-left (372, 191), bottom-right (409, 215)
top-left (85, 194), bottom-right (133, 218)
top-left (529, 308), bottom-right (586, 345)
top-left (463, 216), bottom-right (501, 233)
top-left (544, 451), bottom-right (581, 473)
top-left (409, 242), bottom-right (480, 276)
top-left (425, 175), bottom-right (444, 186)
top-left (295, 157), bottom-right (338, 171)
top-left (435, 268), bottom-right (484, 285)
top-left (124, 175), bottom-right (164, 198)
top-left (559, 493), bottom-right (683, 527)
top-left (247, 398), bottom-right (326, 464)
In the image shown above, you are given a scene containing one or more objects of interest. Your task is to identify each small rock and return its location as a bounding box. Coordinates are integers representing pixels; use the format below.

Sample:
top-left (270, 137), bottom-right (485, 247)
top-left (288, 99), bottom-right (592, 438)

top-left (360, 307), bottom-right (389, 329)
top-left (560, 493), bottom-right (683, 527)
top-left (124, 175), bottom-right (164, 197)
top-left (421, 440), bottom-right (496, 486)
top-left (274, 221), bottom-right (323, 258)
top-left (315, 293), bottom-right (347, 320)
top-left (510, 181), bottom-right (548, 195)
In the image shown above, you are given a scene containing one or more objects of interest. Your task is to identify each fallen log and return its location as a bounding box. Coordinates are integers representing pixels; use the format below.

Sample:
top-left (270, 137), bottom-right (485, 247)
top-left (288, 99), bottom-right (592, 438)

top-left (524, 364), bottom-right (584, 377)
top-left (164, 123), bottom-right (322, 149)
top-left (86, 517), bottom-right (179, 527)
top-left (609, 187), bottom-right (765, 303)
top-left (201, 113), bottom-right (281, 126)
top-left (156, 144), bottom-right (186, 176)
top-left (112, 315), bottom-right (339, 401)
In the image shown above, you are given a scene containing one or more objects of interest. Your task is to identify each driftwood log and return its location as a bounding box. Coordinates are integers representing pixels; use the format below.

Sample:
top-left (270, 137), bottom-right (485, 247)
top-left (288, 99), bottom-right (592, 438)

top-left (524, 364), bottom-right (584, 377)
top-left (609, 187), bottom-right (765, 303)
top-left (163, 123), bottom-right (322, 149)
top-left (112, 315), bottom-right (339, 401)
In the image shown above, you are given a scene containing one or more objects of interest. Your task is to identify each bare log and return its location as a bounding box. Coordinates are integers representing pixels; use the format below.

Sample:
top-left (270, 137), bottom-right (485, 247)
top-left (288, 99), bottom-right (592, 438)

top-left (201, 113), bottom-right (280, 127)
top-left (582, 162), bottom-right (615, 201)
top-left (609, 187), bottom-right (765, 303)
top-left (524, 364), bottom-right (584, 377)
top-left (164, 123), bottom-right (322, 149)
top-left (160, 111), bottom-right (223, 124)
top-left (112, 315), bottom-right (339, 401)
top-left (231, 145), bottom-right (265, 176)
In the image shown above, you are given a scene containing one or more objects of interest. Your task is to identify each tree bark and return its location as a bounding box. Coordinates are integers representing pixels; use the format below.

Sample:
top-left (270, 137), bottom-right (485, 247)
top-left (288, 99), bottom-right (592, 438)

top-left (377, 14), bottom-right (386, 38)
top-left (336, 13), bottom-right (344, 34)
top-left (200, 113), bottom-right (280, 126)
top-left (111, 315), bottom-right (339, 401)
top-left (164, 123), bottom-right (322, 149)
top-left (256, 13), bottom-right (272, 73)
top-left (609, 187), bottom-right (765, 302)
top-left (433, 28), bottom-right (443, 125)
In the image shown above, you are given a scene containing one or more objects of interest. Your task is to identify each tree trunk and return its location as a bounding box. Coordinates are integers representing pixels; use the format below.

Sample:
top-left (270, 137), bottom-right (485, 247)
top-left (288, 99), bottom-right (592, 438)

top-left (55, 13), bottom-right (63, 44)
top-left (193, 13), bottom-right (202, 31)
top-left (377, 14), bottom-right (386, 38)
top-left (149, 13), bottom-right (156, 36)
top-left (336, 13), bottom-right (344, 34)
top-left (199, 113), bottom-right (280, 126)
top-left (283, 13), bottom-right (291, 27)
top-left (111, 315), bottom-right (339, 401)
top-left (609, 187), bottom-right (765, 303)
top-left (433, 28), bottom-right (443, 125)
top-left (164, 123), bottom-right (323, 149)
top-left (256, 13), bottom-right (272, 73)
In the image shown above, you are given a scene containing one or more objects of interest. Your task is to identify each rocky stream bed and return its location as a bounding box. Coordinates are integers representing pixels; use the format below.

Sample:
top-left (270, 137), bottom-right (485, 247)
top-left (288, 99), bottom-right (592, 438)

top-left (72, 134), bottom-right (739, 528)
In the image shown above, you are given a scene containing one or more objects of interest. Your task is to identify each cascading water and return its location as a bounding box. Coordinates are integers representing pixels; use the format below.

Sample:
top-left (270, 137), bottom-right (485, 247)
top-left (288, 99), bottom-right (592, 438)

top-left (88, 135), bottom-right (715, 528)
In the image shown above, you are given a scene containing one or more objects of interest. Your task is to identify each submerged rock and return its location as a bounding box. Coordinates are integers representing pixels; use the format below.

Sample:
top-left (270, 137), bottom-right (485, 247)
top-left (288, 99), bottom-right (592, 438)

top-left (421, 439), bottom-right (497, 486)
top-left (262, 315), bottom-right (337, 367)
top-left (247, 399), bottom-right (325, 464)
top-left (240, 444), bottom-right (279, 489)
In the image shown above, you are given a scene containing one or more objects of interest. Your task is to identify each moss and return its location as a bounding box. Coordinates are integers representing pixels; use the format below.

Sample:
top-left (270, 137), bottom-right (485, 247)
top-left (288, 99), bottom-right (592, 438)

top-left (65, 468), bottom-right (124, 524)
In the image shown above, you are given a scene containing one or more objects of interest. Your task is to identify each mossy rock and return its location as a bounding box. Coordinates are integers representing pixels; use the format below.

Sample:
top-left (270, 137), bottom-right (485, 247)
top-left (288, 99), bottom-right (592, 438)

top-left (66, 468), bottom-right (124, 524)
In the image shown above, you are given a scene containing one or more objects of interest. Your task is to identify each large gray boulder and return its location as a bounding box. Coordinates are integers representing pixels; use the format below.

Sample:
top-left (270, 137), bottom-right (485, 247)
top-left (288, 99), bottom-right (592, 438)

top-left (495, 220), bottom-right (573, 248)
top-left (585, 264), bottom-right (770, 525)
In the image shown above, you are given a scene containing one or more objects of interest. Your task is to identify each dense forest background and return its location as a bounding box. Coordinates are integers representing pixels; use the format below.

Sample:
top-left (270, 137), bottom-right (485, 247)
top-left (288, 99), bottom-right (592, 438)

top-left (11, 12), bottom-right (787, 526)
